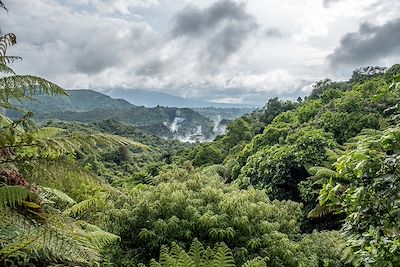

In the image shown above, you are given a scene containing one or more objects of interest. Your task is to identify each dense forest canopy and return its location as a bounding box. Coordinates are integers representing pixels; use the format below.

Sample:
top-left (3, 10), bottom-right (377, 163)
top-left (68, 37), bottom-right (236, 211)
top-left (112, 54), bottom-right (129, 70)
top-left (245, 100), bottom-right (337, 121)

top-left (1, 1), bottom-right (400, 267)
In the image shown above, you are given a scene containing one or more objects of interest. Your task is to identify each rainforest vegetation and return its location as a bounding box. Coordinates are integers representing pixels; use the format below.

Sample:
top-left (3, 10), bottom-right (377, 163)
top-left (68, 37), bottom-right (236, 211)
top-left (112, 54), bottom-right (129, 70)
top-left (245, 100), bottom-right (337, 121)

top-left (1, 2), bottom-right (400, 266)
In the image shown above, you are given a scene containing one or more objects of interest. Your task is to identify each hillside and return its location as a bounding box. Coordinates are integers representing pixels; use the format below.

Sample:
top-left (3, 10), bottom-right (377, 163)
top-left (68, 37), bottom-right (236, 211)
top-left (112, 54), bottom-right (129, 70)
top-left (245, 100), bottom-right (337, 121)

top-left (36, 106), bottom-right (217, 142)
top-left (8, 89), bottom-right (134, 115)
top-left (6, 89), bottom-right (222, 142)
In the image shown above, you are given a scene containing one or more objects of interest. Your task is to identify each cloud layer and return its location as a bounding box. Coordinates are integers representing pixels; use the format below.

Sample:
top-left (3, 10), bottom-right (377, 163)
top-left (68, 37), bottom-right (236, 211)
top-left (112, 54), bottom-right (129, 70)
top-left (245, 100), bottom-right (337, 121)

top-left (1, 0), bottom-right (399, 104)
top-left (328, 18), bottom-right (400, 70)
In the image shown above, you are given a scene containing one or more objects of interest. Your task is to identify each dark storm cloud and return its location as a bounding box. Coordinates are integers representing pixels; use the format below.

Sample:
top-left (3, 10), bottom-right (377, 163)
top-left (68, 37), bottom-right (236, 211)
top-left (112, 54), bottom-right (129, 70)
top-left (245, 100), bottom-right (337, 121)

top-left (206, 21), bottom-right (255, 64)
top-left (171, 0), bottom-right (252, 37)
top-left (170, 0), bottom-right (258, 69)
top-left (328, 18), bottom-right (400, 69)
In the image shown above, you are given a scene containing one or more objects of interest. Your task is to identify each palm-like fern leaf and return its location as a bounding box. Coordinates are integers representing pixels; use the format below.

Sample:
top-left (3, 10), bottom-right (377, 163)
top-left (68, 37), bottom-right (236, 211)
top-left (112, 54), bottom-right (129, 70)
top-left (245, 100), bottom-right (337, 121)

top-left (0, 33), bottom-right (16, 56)
top-left (241, 257), bottom-right (268, 267)
top-left (63, 193), bottom-right (106, 217)
top-left (0, 1), bottom-right (6, 11)
top-left (0, 75), bottom-right (67, 107)
top-left (188, 239), bottom-right (204, 266)
top-left (307, 204), bottom-right (335, 219)
top-left (212, 244), bottom-right (235, 267)
top-left (0, 211), bottom-right (119, 266)
top-left (0, 185), bottom-right (34, 209)
top-left (0, 55), bottom-right (22, 65)
top-left (39, 187), bottom-right (76, 205)
top-left (0, 62), bottom-right (15, 75)
top-left (308, 167), bottom-right (336, 179)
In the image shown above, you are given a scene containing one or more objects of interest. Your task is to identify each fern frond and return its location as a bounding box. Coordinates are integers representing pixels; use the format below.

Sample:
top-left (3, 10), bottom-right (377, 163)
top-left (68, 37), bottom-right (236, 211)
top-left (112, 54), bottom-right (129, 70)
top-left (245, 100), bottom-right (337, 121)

top-left (188, 238), bottom-right (204, 266)
top-left (0, 233), bottom-right (41, 260)
top-left (241, 257), bottom-right (268, 267)
top-left (62, 193), bottom-right (106, 217)
top-left (212, 243), bottom-right (235, 267)
top-left (0, 75), bottom-right (67, 105)
top-left (0, 62), bottom-right (15, 75)
top-left (0, 185), bottom-right (34, 209)
top-left (39, 187), bottom-right (76, 205)
top-left (149, 259), bottom-right (162, 267)
top-left (308, 167), bottom-right (336, 179)
top-left (0, 1), bottom-right (7, 11)
top-left (177, 250), bottom-right (195, 267)
top-left (75, 220), bottom-right (120, 249)
top-left (307, 204), bottom-right (335, 219)
top-left (0, 55), bottom-right (22, 65)
top-left (83, 229), bottom-right (120, 249)
top-left (31, 127), bottom-right (64, 139)
top-left (0, 33), bottom-right (17, 57)
top-left (0, 212), bottom-right (116, 266)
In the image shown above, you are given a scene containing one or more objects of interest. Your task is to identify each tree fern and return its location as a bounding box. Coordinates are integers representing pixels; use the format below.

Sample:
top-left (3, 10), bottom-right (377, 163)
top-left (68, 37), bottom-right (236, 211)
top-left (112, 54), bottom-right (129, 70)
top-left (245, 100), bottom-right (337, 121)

top-left (39, 187), bottom-right (76, 205)
top-left (0, 75), bottom-right (67, 106)
top-left (0, 0), bottom-right (6, 11)
top-left (0, 18), bottom-right (122, 267)
top-left (0, 210), bottom-right (119, 266)
top-left (63, 193), bottom-right (106, 217)
top-left (0, 33), bottom-right (16, 56)
top-left (308, 166), bottom-right (336, 179)
top-left (188, 239), bottom-right (204, 266)
top-left (145, 240), bottom-right (271, 267)
top-left (241, 257), bottom-right (268, 267)
top-left (0, 185), bottom-right (34, 209)
top-left (212, 243), bottom-right (235, 267)
top-left (307, 204), bottom-right (335, 219)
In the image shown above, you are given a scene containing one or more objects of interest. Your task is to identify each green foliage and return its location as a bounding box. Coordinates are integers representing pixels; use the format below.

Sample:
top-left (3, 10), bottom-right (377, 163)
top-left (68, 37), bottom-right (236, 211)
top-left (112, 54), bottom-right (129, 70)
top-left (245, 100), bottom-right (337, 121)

top-left (191, 144), bottom-right (224, 167)
top-left (316, 127), bottom-right (400, 265)
top-left (350, 66), bottom-right (386, 83)
top-left (145, 240), bottom-right (238, 267)
top-left (21, 104), bottom-right (216, 139)
top-left (238, 127), bottom-right (336, 200)
top-left (108, 167), bottom-right (344, 266)
top-left (0, 185), bottom-right (34, 209)
top-left (0, 212), bottom-right (119, 266)
top-left (143, 233), bottom-right (344, 267)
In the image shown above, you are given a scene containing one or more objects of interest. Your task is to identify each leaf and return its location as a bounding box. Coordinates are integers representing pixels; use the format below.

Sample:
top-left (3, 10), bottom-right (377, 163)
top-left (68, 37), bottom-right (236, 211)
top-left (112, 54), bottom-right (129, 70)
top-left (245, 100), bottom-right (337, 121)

top-left (0, 185), bottom-right (34, 209)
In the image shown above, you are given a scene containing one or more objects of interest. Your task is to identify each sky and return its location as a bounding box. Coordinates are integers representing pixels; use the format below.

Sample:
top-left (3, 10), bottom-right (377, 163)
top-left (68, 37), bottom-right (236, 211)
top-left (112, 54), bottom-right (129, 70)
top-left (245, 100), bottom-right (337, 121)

top-left (1, 0), bottom-right (400, 105)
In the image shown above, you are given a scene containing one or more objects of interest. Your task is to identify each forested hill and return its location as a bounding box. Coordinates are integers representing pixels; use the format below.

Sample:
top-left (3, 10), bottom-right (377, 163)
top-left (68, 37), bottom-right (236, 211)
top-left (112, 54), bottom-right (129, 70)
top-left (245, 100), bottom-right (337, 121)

top-left (8, 89), bottom-right (134, 114)
top-left (37, 106), bottom-right (218, 141)
top-left (5, 89), bottom-right (228, 141)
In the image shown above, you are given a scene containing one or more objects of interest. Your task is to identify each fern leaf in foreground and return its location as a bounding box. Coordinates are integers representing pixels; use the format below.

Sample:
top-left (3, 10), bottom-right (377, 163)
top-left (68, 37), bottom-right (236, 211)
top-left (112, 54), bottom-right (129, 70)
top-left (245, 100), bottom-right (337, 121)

top-left (39, 187), bottom-right (76, 205)
top-left (63, 193), bottom-right (106, 217)
top-left (145, 240), bottom-right (270, 267)
top-left (307, 204), bottom-right (335, 218)
top-left (212, 243), bottom-right (235, 267)
top-left (0, 185), bottom-right (34, 209)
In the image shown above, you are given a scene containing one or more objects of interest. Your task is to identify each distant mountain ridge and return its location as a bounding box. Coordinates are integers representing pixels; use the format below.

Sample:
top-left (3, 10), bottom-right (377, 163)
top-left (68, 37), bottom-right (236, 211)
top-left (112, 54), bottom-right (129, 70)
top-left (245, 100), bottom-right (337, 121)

top-left (102, 88), bottom-right (259, 108)
top-left (5, 89), bottom-right (228, 142)
top-left (8, 89), bottom-right (134, 115)
top-left (36, 106), bottom-right (216, 140)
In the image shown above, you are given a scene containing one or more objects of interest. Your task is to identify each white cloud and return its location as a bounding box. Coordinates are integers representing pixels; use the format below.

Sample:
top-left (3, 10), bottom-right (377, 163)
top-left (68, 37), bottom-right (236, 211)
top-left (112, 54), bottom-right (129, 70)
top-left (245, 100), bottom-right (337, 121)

top-left (1, 0), bottom-right (399, 104)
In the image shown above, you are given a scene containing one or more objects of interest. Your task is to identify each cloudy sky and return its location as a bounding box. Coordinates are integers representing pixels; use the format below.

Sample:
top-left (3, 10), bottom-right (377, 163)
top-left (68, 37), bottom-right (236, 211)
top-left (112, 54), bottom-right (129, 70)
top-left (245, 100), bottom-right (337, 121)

top-left (1, 0), bottom-right (400, 104)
